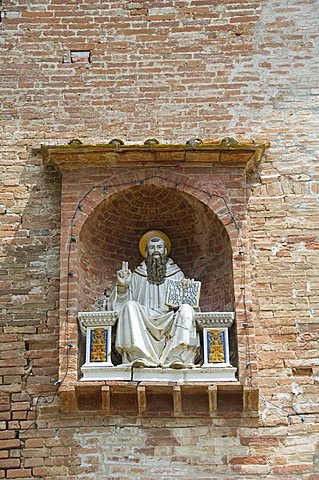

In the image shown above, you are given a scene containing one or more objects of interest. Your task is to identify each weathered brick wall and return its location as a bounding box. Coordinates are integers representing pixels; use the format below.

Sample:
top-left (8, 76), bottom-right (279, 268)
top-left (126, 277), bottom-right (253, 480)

top-left (1, 0), bottom-right (318, 478)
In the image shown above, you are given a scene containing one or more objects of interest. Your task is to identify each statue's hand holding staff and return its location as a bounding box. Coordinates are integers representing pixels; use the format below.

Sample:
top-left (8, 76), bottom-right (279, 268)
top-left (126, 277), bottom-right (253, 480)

top-left (117, 261), bottom-right (132, 288)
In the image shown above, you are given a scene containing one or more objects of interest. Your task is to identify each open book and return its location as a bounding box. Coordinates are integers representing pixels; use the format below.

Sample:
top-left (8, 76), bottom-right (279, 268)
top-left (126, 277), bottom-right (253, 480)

top-left (166, 279), bottom-right (201, 308)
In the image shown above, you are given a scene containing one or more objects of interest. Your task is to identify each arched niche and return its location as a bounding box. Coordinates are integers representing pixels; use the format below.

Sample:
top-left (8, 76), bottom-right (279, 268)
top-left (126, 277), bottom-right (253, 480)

top-left (78, 184), bottom-right (234, 313)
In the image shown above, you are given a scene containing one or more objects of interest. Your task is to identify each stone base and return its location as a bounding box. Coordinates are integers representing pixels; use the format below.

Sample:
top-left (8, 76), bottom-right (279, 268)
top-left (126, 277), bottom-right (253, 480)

top-left (81, 364), bottom-right (131, 381)
top-left (60, 380), bottom-right (259, 415)
top-left (81, 364), bottom-right (237, 382)
top-left (132, 366), bottom-right (237, 382)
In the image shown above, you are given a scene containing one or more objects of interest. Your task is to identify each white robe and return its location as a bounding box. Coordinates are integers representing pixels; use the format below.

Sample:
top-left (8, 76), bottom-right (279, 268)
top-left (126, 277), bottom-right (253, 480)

top-left (109, 258), bottom-right (199, 367)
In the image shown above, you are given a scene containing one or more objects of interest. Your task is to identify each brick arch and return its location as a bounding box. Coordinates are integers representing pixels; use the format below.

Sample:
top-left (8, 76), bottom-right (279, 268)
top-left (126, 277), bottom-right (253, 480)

top-left (71, 169), bottom-right (239, 244)
top-left (76, 178), bottom-right (236, 313)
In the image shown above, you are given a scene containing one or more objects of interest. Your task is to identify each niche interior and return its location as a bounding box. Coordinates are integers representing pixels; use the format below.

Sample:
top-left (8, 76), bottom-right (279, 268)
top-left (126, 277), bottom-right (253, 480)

top-left (78, 185), bottom-right (234, 313)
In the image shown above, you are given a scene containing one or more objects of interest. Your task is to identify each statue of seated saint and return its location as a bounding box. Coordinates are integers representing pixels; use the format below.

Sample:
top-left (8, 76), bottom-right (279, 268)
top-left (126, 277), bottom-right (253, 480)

top-left (108, 230), bottom-right (200, 369)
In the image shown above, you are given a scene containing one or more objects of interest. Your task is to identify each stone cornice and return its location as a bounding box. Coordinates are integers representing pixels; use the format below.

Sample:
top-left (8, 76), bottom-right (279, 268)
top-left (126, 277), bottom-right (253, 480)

top-left (195, 311), bottom-right (235, 329)
top-left (78, 311), bottom-right (118, 328)
top-left (35, 138), bottom-right (269, 173)
top-left (78, 310), bottom-right (235, 329)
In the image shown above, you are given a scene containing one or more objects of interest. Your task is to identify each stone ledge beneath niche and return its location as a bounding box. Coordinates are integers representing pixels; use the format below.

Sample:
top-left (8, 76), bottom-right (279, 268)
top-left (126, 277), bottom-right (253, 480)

top-left (80, 365), bottom-right (237, 382)
top-left (59, 382), bottom-right (259, 416)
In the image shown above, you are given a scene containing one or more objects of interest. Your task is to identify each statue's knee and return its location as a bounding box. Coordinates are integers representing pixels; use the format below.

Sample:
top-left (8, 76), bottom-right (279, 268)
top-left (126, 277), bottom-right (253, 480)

top-left (126, 300), bottom-right (138, 307)
top-left (120, 300), bottom-right (140, 322)
top-left (122, 300), bottom-right (140, 313)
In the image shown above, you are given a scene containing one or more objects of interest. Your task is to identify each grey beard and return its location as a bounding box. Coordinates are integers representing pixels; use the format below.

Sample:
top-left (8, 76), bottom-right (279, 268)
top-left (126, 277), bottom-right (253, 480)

top-left (146, 253), bottom-right (168, 285)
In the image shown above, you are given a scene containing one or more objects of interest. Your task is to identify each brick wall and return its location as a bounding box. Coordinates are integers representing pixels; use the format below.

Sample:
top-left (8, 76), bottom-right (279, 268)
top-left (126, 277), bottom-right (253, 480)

top-left (1, 0), bottom-right (319, 478)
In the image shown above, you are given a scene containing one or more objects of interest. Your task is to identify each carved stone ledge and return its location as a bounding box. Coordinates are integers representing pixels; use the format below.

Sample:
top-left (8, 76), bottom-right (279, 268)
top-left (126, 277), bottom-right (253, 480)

top-left (195, 311), bottom-right (235, 329)
top-left (59, 382), bottom-right (259, 416)
top-left (78, 311), bottom-right (118, 327)
top-left (132, 366), bottom-right (237, 382)
top-left (78, 310), bottom-right (235, 329)
top-left (36, 140), bottom-right (269, 174)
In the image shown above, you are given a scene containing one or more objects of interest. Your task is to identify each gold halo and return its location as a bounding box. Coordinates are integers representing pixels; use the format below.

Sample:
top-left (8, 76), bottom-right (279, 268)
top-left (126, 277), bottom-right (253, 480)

top-left (139, 230), bottom-right (171, 258)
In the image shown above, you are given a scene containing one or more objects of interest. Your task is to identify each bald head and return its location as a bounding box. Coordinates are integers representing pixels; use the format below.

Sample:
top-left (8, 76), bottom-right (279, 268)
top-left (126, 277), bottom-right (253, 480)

top-left (146, 237), bottom-right (167, 258)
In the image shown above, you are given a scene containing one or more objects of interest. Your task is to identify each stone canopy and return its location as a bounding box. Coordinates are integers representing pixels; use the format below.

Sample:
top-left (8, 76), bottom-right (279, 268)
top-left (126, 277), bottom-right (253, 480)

top-left (36, 137), bottom-right (268, 172)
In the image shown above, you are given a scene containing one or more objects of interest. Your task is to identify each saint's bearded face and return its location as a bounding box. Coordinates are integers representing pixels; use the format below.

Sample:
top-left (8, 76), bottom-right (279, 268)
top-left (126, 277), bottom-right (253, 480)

top-left (145, 238), bottom-right (168, 285)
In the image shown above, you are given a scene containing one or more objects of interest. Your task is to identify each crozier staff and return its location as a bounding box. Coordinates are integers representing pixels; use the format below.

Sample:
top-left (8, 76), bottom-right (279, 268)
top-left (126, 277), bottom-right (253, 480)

top-left (109, 230), bottom-right (199, 369)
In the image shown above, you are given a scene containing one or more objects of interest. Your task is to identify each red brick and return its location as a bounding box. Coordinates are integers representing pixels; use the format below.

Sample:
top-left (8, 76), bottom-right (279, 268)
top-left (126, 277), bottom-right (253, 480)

top-left (11, 403), bottom-right (30, 412)
top-left (32, 467), bottom-right (48, 477)
top-left (0, 458), bottom-right (20, 469)
top-left (0, 413), bottom-right (10, 421)
top-left (24, 457), bottom-right (44, 468)
top-left (24, 439), bottom-right (44, 448)
top-left (147, 437), bottom-right (180, 447)
top-left (0, 404), bottom-right (10, 412)
top-left (272, 464), bottom-right (313, 474)
top-left (0, 440), bottom-right (20, 450)
top-left (0, 432), bottom-right (16, 440)
top-left (6, 469), bottom-right (32, 479)
top-left (230, 456), bottom-right (267, 465)
top-left (240, 436), bottom-right (281, 446)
